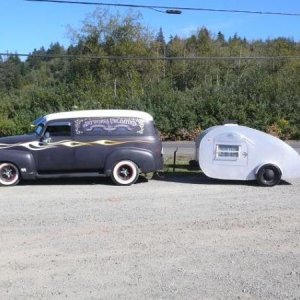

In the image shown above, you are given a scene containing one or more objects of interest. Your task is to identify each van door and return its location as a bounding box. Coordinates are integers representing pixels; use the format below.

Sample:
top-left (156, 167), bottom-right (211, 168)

top-left (36, 122), bottom-right (74, 173)
top-left (72, 134), bottom-right (111, 171)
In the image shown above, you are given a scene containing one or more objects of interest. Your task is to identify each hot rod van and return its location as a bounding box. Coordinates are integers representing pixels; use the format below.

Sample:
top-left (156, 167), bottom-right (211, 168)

top-left (0, 110), bottom-right (163, 186)
top-left (195, 124), bottom-right (300, 186)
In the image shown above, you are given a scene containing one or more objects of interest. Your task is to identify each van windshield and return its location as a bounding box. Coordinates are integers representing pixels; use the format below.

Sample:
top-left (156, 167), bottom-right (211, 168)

top-left (35, 124), bottom-right (44, 136)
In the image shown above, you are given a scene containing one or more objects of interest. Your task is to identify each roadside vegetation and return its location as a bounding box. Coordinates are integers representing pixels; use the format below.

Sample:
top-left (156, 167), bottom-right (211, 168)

top-left (1, 9), bottom-right (300, 139)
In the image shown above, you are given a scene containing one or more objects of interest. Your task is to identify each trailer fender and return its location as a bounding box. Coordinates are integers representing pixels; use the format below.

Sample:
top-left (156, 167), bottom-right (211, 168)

top-left (0, 150), bottom-right (36, 179)
top-left (254, 162), bottom-right (282, 176)
top-left (104, 148), bottom-right (156, 175)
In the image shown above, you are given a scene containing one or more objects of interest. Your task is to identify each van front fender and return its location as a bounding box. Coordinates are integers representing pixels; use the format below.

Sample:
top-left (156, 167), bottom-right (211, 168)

top-left (0, 150), bottom-right (36, 179)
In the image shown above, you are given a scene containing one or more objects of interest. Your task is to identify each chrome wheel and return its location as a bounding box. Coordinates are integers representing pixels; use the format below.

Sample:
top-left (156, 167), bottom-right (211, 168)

top-left (111, 160), bottom-right (139, 185)
top-left (0, 163), bottom-right (20, 186)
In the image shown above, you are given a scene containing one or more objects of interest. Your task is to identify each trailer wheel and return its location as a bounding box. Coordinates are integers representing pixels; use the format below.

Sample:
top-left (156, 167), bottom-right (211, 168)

top-left (256, 164), bottom-right (282, 187)
top-left (111, 160), bottom-right (139, 186)
top-left (0, 163), bottom-right (20, 186)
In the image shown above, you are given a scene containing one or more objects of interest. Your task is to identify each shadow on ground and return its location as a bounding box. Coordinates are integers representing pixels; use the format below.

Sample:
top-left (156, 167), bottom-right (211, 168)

top-left (19, 169), bottom-right (290, 187)
top-left (154, 169), bottom-right (291, 187)
top-left (19, 176), bottom-right (149, 186)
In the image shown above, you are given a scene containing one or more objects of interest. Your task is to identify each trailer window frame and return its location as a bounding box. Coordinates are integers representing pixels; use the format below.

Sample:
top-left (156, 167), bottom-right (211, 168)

top-left (215, 144), bottom-right (240, 161)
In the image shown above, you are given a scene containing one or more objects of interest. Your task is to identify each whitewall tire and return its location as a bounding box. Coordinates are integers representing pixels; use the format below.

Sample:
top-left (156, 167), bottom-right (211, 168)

top-left (0, 163), bottom-right (20, 186)
top-left (111, 160), bottom-right (139, 186)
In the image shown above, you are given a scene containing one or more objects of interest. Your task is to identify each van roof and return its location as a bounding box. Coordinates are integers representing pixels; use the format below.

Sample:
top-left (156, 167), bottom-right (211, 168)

top-left (37, 110), bottom-right (154, 123)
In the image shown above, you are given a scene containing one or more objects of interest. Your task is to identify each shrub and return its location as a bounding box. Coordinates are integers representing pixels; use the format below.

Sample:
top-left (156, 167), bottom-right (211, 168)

top-left (0, 117), bottom-right (17, 137)
top-left (266, 119), bottom-right (298, 140)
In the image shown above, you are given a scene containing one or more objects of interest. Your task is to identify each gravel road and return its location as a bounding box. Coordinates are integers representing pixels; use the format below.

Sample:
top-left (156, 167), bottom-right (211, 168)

top-left (0, 175), bottom-right (299, 299)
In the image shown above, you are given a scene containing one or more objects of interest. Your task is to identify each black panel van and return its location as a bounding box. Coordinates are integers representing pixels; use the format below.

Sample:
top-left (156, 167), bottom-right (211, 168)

top-left (0, 110), bottom-right (163, 186)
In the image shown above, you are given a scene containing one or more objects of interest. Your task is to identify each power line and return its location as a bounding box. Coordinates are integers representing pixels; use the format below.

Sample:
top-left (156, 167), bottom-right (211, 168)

top-left (2, 52), bottom-right (300, 61)
top-left (25, 0), bottom-right (300, 17)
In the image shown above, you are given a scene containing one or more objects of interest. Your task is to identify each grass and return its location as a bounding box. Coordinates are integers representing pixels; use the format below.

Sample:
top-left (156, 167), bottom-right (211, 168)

top-left (163, 155), bottom-right (200, 175)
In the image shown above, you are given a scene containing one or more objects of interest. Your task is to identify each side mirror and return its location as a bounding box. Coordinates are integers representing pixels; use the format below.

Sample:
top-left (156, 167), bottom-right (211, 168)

top-left (40, 132), bottom-right (51, 144)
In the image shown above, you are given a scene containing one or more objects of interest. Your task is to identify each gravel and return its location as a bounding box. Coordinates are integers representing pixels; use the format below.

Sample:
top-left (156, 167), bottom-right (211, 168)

top-left (0, 175), bottom-right (299, 299)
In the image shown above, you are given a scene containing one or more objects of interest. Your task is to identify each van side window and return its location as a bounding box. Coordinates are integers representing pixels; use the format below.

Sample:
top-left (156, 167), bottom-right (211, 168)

top-left (74, 117), bottom-right (145, 136)
top-left (215, 144), bottom-right (240, 160)
top-left (45, 125), bottom-right (71, 137)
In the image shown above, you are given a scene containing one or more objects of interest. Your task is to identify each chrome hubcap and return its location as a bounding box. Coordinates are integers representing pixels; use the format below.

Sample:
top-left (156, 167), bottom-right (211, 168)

top-left (118, 166), bottom-right (132, 179)
top-left (1, 166), bottom-right (17, 182)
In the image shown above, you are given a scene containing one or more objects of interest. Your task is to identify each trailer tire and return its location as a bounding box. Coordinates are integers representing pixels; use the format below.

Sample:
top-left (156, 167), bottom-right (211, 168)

top-left (111, 160), bottom-right (139, 186)
top-left (256, 164), bottom-right (282, 187)
top-left (0, 163), bottom-right (20, 186)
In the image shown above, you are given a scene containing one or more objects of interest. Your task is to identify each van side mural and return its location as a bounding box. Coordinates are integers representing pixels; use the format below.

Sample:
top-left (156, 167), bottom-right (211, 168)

top-left (74, 117), bottom-right (145, 136)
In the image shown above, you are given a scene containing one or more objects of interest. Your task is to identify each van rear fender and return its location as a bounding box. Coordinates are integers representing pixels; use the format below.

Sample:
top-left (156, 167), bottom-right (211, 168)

top-left (0, 150), bottom-right (36, 179)
top-left (104, 148), bottom-right (156, 175)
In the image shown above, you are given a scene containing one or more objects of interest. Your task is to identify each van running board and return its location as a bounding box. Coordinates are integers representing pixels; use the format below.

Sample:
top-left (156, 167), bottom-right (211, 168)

top-left (36, 172), bottom-right (106, 179)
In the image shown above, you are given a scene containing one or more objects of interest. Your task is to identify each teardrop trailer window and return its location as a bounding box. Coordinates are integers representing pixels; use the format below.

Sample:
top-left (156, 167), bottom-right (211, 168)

top-left (216, 145), bottom-right (240, 160)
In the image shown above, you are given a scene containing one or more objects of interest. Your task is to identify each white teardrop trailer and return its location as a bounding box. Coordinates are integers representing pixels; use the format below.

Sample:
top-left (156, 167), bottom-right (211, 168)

top-left (195, 124), bottom-right (300, 186)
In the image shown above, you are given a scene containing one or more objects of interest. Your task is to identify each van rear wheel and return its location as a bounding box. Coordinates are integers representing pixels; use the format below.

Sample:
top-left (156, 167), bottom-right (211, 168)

top-left (111, 160), bottom-right (139, 186)
top-left (256, 164), bottom-right (282, 187)
top-left (0, 163), bottom-right (20, 186)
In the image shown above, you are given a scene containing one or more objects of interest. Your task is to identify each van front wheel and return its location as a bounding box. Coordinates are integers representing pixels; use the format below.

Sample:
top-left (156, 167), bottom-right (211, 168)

top-left (256, 164), bottom-right (282, 187)
top-left (0, 163), bottom-right (20, 186)
top-left (111, 160), bottom-right (139, 186)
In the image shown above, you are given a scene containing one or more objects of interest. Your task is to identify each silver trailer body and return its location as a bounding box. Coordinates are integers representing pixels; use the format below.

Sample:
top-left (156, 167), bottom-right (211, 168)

top-left (195, 125), bottom-right (300, 185)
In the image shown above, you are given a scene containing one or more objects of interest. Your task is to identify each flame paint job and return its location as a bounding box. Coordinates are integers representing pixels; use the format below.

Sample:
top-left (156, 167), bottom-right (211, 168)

top-left (0, 139), bottom-right (151, 151)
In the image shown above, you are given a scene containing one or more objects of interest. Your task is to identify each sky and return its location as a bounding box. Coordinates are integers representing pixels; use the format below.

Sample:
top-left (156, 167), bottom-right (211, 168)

top-left (1, 0), bottom-right (300, 54)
